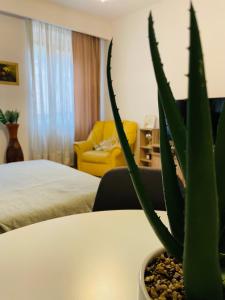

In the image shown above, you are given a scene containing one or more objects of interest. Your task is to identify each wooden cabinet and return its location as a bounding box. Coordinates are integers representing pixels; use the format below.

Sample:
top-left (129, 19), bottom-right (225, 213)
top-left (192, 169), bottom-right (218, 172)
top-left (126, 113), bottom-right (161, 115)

top-left (139, 128), bottom-right (161, 169)
top-left (139, 128), bottom-right (185, 184)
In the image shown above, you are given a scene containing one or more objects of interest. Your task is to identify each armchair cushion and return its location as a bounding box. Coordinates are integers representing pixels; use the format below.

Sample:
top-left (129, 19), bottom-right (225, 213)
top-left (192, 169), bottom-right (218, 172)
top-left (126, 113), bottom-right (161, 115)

top-left (82, 150), bottom-right (111, 164)
top-left (93, 136), bottom-right (118, 151)
top-left (82, 146), bottom-right (122, 165)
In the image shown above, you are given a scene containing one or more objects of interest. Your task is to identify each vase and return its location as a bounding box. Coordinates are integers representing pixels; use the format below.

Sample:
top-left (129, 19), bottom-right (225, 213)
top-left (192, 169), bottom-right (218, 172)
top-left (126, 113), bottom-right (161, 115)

top-left (6, 123), bottom-right (24, 163)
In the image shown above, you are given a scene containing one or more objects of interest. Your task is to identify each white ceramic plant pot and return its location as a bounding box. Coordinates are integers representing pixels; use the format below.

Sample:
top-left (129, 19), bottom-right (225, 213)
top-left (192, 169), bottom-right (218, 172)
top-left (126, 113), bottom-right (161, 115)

top-left (138, 248), bottom-right (165, 300)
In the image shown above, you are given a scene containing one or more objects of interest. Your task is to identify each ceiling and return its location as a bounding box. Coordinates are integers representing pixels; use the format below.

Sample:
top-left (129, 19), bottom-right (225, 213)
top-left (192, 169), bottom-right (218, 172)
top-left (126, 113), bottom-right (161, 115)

top-left (43, 0), bottom-right (152, 20)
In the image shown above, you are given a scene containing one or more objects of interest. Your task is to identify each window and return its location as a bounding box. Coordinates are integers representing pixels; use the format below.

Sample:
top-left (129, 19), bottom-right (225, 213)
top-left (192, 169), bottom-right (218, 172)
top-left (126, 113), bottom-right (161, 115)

top-left (27, 20), bottom-right (75, 165)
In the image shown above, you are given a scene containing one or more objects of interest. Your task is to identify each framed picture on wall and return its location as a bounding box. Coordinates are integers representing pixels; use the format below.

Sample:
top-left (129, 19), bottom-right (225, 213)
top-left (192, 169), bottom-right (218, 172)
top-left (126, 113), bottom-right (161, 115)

top-left (0, 61), bottom-right (19, 85)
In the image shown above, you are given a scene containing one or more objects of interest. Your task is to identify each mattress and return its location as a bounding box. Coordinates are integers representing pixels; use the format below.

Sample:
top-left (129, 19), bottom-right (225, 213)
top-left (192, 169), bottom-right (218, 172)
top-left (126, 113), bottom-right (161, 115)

top-left (0, 160), bottom-right (100, 233)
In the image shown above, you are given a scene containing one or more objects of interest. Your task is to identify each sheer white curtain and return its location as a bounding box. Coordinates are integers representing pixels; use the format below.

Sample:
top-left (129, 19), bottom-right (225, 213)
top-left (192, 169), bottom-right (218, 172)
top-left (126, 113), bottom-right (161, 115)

top-left (27, 20), bottom-right (75, 165)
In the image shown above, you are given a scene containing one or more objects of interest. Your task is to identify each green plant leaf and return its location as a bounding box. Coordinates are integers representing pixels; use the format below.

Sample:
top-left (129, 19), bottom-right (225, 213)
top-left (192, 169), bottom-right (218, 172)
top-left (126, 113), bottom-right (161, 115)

top-left (0, 109), bottom-right (7, 124)
top-left (14, 111), bottom-right (19, 123)
top-left (183, 5), bottom-right (222, 299)
top-left (215, 103), bottom-right (225, 246)
top-left (158, 94), bottom-right (185, 246)
top-left (5, 111), bottom-right (12, 123)
top-left (4, 110), bottom-right (19, 123)
top-left (220, 227), bottom-right (225, 253)
top-left (148, 13), bottom-right (187, 178)
top-left (107, 40), bottom-right (183, 261)
top-left (220, 253), bottom-right (225, 291)
top-left (221, 270), bottom-right (225, 288)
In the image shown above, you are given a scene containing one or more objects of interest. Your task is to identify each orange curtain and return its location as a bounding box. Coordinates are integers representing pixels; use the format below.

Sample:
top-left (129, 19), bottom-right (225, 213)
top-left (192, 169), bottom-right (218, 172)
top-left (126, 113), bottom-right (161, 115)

top-left (72, 32), bottom-right (100, 141)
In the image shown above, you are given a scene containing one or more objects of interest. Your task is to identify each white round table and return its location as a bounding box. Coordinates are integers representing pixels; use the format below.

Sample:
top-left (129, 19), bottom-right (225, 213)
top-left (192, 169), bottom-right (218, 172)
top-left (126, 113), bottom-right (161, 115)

top-left (0, 210), bottom-right (168, 300)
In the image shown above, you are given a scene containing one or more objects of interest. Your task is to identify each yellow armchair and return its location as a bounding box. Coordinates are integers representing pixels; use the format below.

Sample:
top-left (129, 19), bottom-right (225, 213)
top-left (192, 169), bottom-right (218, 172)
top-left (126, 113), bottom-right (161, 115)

top-left (74, 120), bottom-right (137, 177)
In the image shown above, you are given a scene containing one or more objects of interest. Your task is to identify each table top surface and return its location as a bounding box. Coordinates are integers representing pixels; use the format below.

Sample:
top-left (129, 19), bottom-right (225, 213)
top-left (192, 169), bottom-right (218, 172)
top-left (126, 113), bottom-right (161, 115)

top-left (0, 210), bottom-right (168, 300)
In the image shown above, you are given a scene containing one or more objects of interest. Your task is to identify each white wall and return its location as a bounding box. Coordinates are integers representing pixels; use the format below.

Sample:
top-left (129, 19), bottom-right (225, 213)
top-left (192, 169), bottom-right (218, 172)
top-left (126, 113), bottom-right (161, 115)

top-left (108, 0), bottom-right (225, 127)
top-left (0, 14), bottom-right (29, 164)
top-left (0, 0), bottom-right (112, 40)
top-left (0, 0), bottom-right (113, 164)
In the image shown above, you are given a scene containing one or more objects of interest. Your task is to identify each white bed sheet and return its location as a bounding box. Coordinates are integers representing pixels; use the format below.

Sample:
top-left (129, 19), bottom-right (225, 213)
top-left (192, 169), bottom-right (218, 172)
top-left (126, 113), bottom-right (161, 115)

top-left (0, 160), bottom-right (100, 232)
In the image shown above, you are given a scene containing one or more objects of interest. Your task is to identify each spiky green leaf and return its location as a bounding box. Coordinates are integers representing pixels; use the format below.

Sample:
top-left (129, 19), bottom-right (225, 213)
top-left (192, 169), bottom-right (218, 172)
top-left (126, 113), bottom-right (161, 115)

top-left (107, 40), bottom-right (183, 260)
top-left (5, 110), bottom-right (18, 123)
top-left (215, 103), bottom-right (225, 245)
top-left (220, 253), bottom-right (225, 290)
top-left (158, 94), bottom-right (185, 245)
top-left (0, 109), bottom-right (7, 124)
top-left (220, 227), bottom-right (225, 253)
top-left (184, 5), bottom-right (222, 300)
top-left (14, 111), bottom-right (19, 123)
top-left (148, 13), bottom-right (187, 177)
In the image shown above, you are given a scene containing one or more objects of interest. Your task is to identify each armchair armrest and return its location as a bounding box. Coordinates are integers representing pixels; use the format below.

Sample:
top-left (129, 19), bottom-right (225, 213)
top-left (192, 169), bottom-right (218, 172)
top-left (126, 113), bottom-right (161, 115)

top-left (74, 140), bottom-right (93, 155)
top-left (110, 145), bottom-right (122, 158)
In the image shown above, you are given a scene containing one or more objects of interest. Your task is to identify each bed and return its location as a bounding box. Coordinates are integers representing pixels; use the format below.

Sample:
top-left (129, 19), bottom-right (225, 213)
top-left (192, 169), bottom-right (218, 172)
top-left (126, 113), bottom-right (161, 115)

top-left (0, 160), bottom-right (100, 233)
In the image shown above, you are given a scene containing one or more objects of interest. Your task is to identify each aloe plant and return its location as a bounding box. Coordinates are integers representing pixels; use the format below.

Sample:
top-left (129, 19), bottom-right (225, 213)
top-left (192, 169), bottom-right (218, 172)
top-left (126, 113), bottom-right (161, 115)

top-left (0, 110), bottom-right (19, 124)
top-left (107, 4), bottom-right (225, 300)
